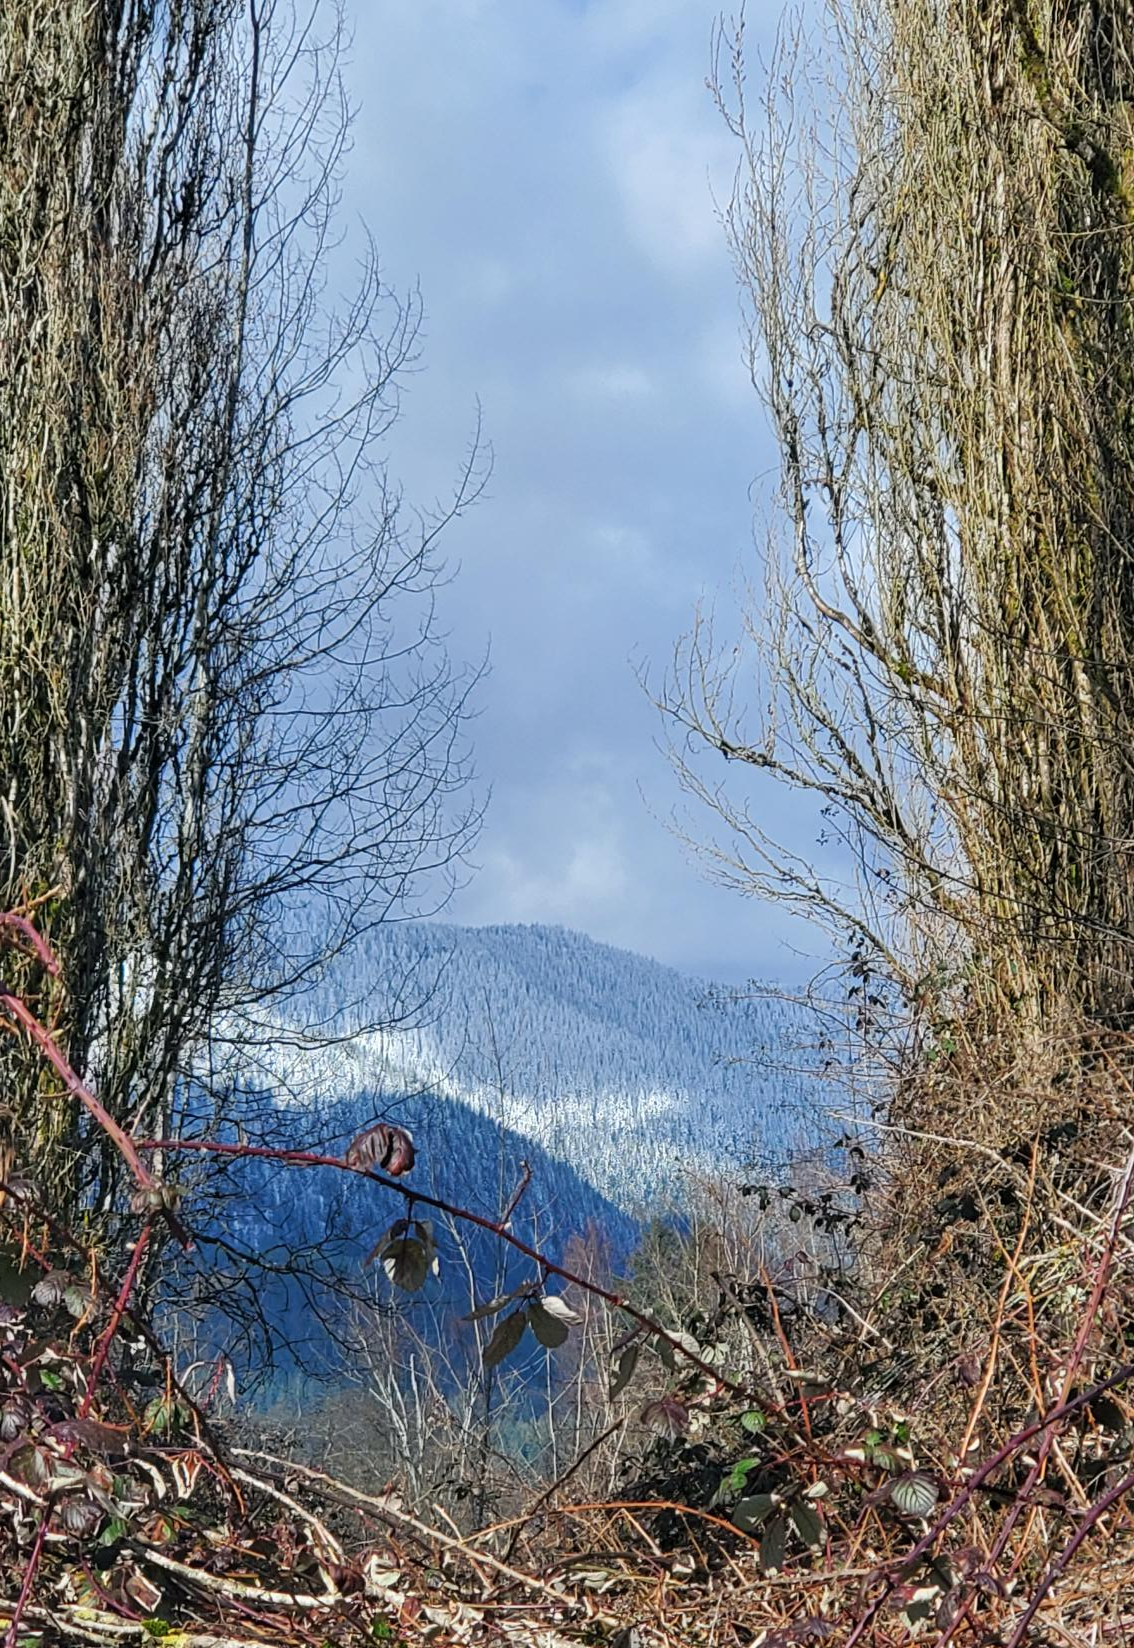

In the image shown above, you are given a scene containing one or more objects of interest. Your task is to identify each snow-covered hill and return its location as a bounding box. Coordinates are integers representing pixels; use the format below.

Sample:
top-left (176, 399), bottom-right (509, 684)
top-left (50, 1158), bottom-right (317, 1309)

top-left (177, 923), bottom-right (832, 1384)
top-left (242, 921), bottom-right (828, 1213)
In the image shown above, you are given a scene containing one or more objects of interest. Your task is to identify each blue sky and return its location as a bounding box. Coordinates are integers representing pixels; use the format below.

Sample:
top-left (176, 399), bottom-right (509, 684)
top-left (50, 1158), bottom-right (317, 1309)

top-left (337, 1), bottom-right (811, 983)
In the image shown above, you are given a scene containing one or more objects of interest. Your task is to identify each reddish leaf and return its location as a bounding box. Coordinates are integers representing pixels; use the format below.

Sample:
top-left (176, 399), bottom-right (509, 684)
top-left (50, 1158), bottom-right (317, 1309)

top-left (55, 1495), bottom-right (104, 1537)
top-left (0, 1396), bottom-right (31, 1441)
top-left (345, 1123), bottom-right (416, 1177)
top-left (31, 1271), bottom-right (70, 1308)
top-left (8, 1441), bottom-right (51, 1491)
top-left (641, 1396), bottom-right (690, 1439)
top-left (49, 1417), bottom-right (131, 1456)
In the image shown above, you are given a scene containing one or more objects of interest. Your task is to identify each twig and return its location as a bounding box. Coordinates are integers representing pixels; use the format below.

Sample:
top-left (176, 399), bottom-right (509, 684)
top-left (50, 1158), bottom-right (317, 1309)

top-left (228, 1466), bottom-right (346, 1566)
top-left (0, 912), bottom-right (60, 975)
top-left (0, 986), bottom-right (191, 1248)
top-left (0, 1188), bottom-right (246, 1517)
top-left (143, 1135), bottom-right (788, 1412)
top-left (552, 1499), bottom-right (763, 1544)
top-left (714, 1267), bottom-right (788, 1401)
top-left (984, 1145), bottom-right (1134, 1589)
top-left (955, 1142), bottom-right (1038, 1464)
top-left (4, 1218), bottom-right (156, 1648)
top-left (2, 1506), bottom-right (51, 1648)
top-left (232, 1450), bottom-right (590, 1613)
top-left (80, 1222), bottom-right (153, 1417)
top-left (501, 1416), bottom-right (630, 1561)
top-left (1003, 1462), bottom-right (1134, 1648)
top-left (137, 1544), bottom-right (340, 1608)
top-left (841, 1362), bottom-right (1134, 1648)
top-left (500, 1159), bottom-right (532, 1226)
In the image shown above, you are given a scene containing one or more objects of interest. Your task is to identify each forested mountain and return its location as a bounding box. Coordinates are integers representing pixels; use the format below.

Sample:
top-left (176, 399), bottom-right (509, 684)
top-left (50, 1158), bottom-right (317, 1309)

top-left (183, 1075), bottom-right (637, 1385)
top-left (266, 922), bottom-right (828, 1212)
top-left (192, 923), bottom-right (829, 1382)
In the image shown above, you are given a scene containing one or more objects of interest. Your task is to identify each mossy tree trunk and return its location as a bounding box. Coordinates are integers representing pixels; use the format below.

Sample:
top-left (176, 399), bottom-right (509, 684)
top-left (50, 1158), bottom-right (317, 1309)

top-left (662, 2), bottom-right (1134, 1113)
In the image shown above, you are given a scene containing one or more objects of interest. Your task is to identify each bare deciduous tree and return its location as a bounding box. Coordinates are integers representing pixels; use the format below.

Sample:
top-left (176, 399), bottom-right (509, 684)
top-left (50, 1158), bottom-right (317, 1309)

top-left (0, 0), bottom-right (481, 1211)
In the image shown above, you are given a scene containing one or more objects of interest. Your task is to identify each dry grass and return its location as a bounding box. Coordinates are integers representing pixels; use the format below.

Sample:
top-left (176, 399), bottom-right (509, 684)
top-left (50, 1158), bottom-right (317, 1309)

top-left (3, 928), bottom-right (1134, 1646)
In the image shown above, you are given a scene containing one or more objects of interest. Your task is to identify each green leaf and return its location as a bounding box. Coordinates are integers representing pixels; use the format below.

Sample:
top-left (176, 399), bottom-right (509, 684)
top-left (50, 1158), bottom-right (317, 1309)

top-left (483, 1309), bottom-right (528, 1368)
top-left (890, 1471), bottom-right (939, 1518)
top-left (463, 1286), bottom-right (527, 1322)
top-left (63, 1284), bottom-right (92, 1319)
top-left (727, 1457), bottom-right (761, 1494)
top-left (740, 1409), bottom-right (766, 1434)
top-left (733, 1493), bottom-right (776, 1532)
top-left (789, 1499), bottom-right (824, 1548)
top-left (380, 1237), bottom-right (429, 1293)
top-left (143, 1397), bottom-right (182, 1436)
top-left (536, 1294), bottom-right (581, 1326)
top-left (38, 1370), bottom-right (62, 1392)
top-left (609, 1342), bottom-right (640, 1399)
top-left (98, 1518), bottom-right (129, 1546)
top-left (141, 1624), bottom-right (173, 1641)
top-left (759, 1514), bottom-right (787, 1574)
top-left (527, 1300), bottom-right (570, 1349)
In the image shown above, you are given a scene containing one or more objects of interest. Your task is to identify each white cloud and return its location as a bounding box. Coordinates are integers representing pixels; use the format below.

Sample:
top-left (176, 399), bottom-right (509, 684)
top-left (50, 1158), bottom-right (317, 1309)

top-left (599, 77), bottom-right (736, 279)
top-left (469, 257), bottom-right (525, 306)
top-left (335, 0), bottom-right (803, 978)
top-left (488, 833), bottom-right (630, 926)
top-left (456, 755), bottom-right (636, 937)
top-left (565, 361), bottom-right (654, 400)
top-left (588, 523), bottom-right (687, 607)
top-left (694, 316), bottom-right (754, 407)
top-left (591, 521), bottom-right (651, 559)
top-left (577, 0), bottom-right (716, 55)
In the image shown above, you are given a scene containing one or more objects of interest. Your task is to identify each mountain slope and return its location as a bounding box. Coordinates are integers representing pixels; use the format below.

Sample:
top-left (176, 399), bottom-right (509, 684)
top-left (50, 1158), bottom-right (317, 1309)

top-left (183, 923), bottom-right (829, 1383)
top-left (269, 921), bottom-right (827, 1211)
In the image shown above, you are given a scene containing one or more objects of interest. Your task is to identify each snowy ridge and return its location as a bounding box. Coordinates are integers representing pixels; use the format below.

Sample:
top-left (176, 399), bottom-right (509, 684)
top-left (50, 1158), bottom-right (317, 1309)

top-left (233, 922), bottom-right (827, 1212)
top-left (179, 922), bottom-right (832, 1381)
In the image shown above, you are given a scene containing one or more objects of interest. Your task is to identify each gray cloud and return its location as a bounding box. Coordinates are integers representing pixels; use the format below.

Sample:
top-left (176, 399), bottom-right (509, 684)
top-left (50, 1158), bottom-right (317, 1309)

top-left (336, 0), bottom-right (822, 983)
